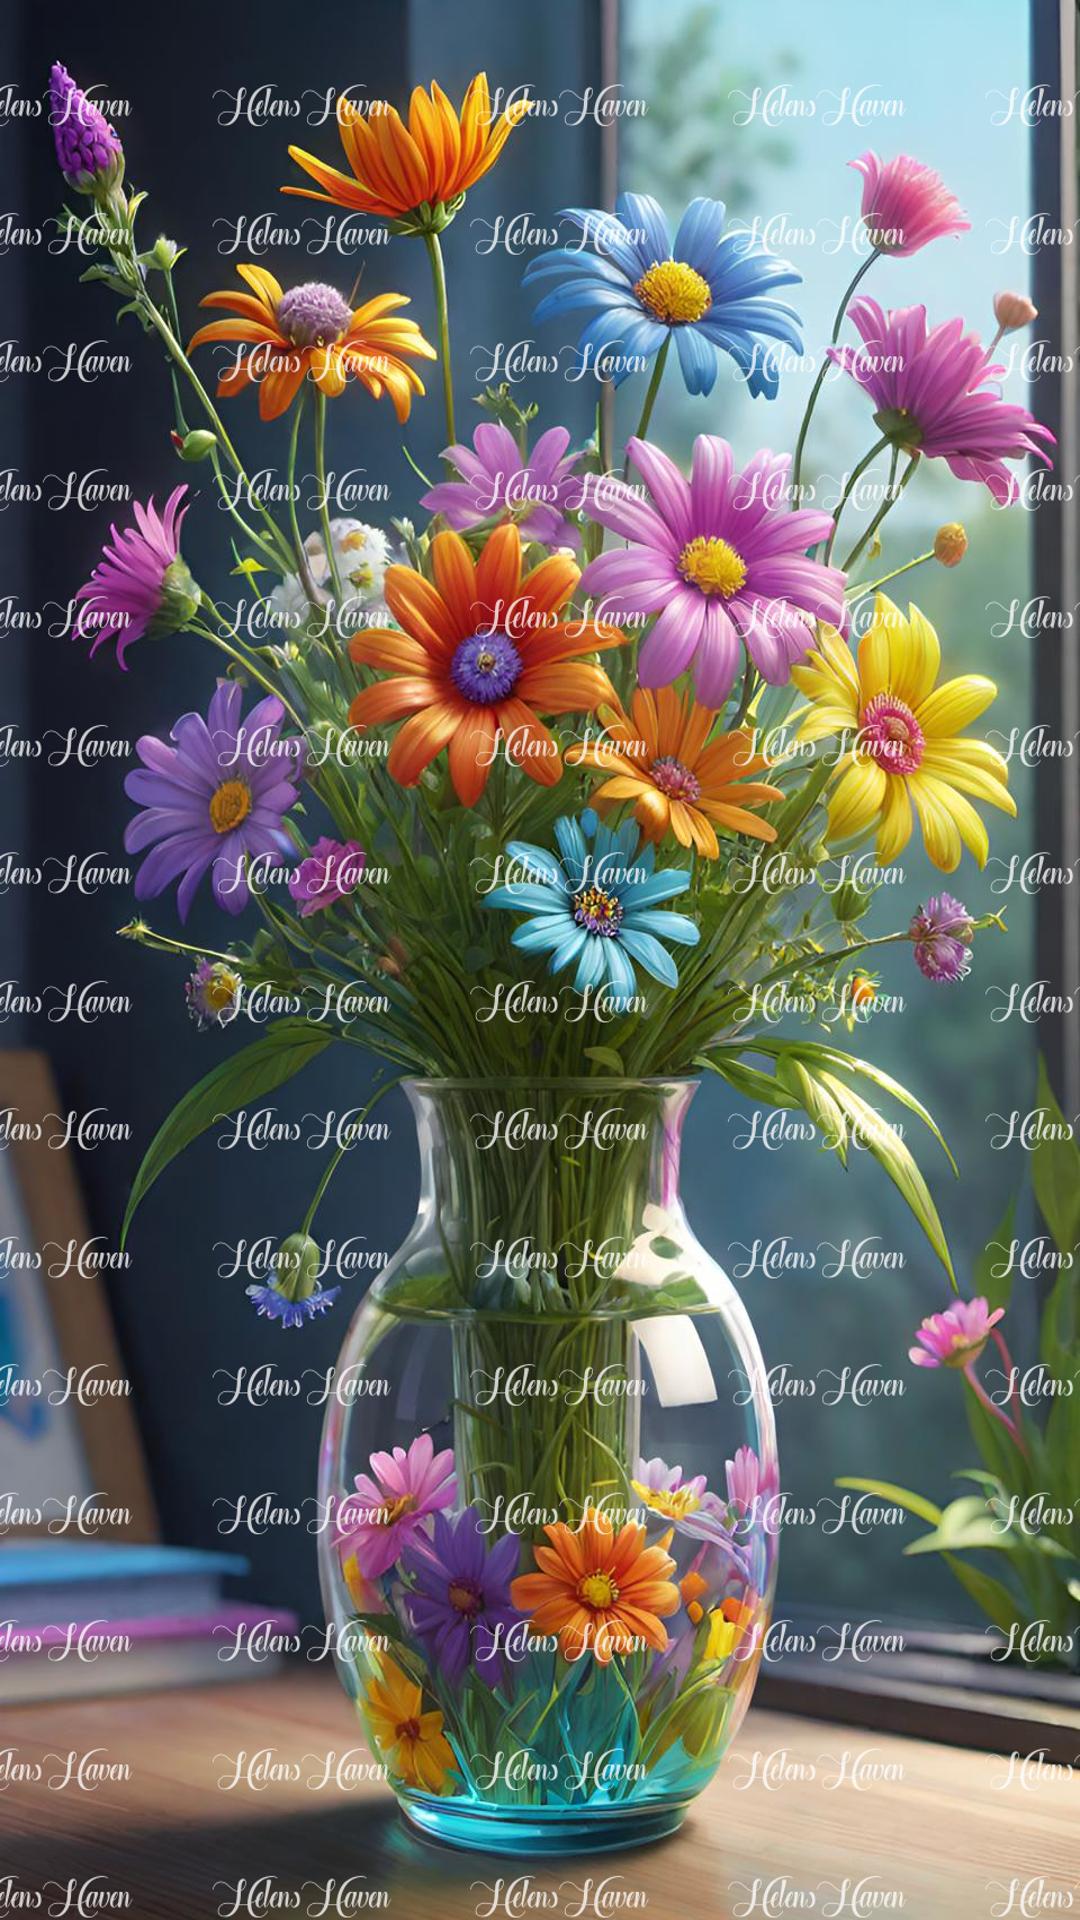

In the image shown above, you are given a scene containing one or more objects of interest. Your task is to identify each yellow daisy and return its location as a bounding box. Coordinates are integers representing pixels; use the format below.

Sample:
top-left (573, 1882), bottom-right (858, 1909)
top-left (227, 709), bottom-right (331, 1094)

top-left (363, 1656), bottom-right (456, 1794)
top-left (791, 594), bottom-right (1015, 872)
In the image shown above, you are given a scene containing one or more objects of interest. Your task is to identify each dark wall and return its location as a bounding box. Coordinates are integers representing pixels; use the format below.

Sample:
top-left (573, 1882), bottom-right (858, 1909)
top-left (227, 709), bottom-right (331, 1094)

top-left (5, 0), bottom-right (602, 1621)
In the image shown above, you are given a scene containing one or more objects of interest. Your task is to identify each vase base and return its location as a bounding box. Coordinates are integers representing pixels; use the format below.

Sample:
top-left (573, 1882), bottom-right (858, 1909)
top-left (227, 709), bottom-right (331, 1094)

top-left (400, 1796), bottom-right (688, 1856)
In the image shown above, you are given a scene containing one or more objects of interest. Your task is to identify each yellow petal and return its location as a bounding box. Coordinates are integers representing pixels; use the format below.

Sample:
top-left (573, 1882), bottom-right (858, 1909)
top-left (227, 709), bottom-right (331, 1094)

top-left (917, 675), bottom-right (998, 739)
top-left (874, 775), bottom-right (913, 865)
top-left (921, 746), bottom-right (1017, 813)
top-left (827, 758), bottom-right (887, 841)
top-left (907, 774), bottom-right (964, 872)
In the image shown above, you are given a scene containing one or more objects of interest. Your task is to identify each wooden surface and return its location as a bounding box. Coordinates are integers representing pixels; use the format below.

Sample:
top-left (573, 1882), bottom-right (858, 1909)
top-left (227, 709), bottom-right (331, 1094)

top-left (1, 1668), bottom-right (1076, 1917)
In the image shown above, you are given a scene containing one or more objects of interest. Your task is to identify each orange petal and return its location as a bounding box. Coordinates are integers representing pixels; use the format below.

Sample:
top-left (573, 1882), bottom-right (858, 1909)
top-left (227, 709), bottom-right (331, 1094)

top-left (386, 701), bottom-right (460, 785)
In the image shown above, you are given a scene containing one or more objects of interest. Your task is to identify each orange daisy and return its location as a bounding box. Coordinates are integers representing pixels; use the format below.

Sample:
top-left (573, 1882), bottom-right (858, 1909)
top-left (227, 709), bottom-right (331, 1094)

top-left (188, 266), bottom-right (436, 422)
top-left (363, 1656), bottom-right (456, 1794)
top-left (568, 687), bottom-right (784, 859)
top-left (510, 1510), bottom-right (679, 1667)
top-left (284, 75), bottom-right (531, 227)
top-left (348, 524), bottom-right (625, 806)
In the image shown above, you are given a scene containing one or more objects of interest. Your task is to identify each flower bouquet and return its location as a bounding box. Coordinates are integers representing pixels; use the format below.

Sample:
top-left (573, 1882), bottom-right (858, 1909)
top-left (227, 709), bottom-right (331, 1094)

top-left (53, 61), bottom-right (1051, 1850)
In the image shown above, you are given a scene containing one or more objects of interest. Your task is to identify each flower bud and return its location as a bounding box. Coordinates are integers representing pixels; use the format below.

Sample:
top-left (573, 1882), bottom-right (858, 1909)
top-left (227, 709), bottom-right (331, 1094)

top-left (150, 235), bottom-right (182, 271)
top-left (831, 881), bottom-right (873, 925)
top-left (272, 1233), bottom-right (323, 1301)
top-left (149, 556), bottom-right (200, 635)
top-left (993, 290), bottom-right (1037, 333)
top-left (173, 428), bottom-right (217, 463)
top-left (933, 523), bottom-right (967, 568)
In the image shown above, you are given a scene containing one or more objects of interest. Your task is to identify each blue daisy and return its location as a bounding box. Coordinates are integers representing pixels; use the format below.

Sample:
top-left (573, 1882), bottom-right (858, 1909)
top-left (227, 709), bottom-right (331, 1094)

top-left (485, 809), bottom-right (699, 1007)
top-left (523, 193), bottom-right (803, 399)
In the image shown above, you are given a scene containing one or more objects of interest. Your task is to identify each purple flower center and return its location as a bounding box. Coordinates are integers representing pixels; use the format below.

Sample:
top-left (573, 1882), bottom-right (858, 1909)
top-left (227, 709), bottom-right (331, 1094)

top-left (572, 884), bottom-right (623, 938)
top-left (650, 755), bottom-right (702, 803)
top-left (447, 1580), bottom-right (483, 1617)
top-left (276, 283), bottom-right (353, 348)
top-left (450, 632), bottom-right (523, 704)
top-left (858, 693), bottom-right (925, 775)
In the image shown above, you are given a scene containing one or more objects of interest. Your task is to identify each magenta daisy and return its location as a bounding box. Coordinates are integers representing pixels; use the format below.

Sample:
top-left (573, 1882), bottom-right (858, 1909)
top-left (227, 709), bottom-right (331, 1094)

top-left (421, 423), bottom-right (583, 548)
top-left (287, 837), bottom-right (366, 917)
top-left (849, 153), bottom-right (969, 256)
top-left (910, 894), bottom-right (974, 982)
top-left (829, 299), bottom-right (1055, 506)
top-left (910, 1297), bottom-right (1004, 1370)
top-left (334, 1433), bottom-right (457, 1581)
top-left (123, 681), bottom-right (304, 920)
top-left (581, 435), bottom-right (845, 703)
top-left (75, 487), bottom-right (198, 667)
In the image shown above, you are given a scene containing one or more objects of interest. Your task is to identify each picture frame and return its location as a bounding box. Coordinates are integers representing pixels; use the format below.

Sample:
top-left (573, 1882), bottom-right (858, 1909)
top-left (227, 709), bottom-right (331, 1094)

top-left (0, 1050), bottom-right (157, 1540)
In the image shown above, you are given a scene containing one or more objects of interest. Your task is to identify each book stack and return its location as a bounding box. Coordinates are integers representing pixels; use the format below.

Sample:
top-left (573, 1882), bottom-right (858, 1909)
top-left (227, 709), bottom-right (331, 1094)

top-left (0, 1542), bottom-right (299, 1702)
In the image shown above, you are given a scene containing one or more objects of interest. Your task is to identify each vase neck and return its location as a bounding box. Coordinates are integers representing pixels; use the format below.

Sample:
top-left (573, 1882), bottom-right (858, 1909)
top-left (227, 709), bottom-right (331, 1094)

top-left (403, 1081), bottom-right (694, 1307)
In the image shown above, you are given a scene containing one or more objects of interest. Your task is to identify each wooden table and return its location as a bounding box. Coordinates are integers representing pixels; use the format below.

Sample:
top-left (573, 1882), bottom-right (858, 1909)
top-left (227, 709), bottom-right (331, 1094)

top-left (1, 1670), bottom-right (1076, 1917)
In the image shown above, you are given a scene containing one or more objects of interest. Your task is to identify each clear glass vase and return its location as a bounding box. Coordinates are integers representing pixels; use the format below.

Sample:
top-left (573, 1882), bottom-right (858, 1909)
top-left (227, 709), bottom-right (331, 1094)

top-left (318, 1079), bottom-right (777, 1855)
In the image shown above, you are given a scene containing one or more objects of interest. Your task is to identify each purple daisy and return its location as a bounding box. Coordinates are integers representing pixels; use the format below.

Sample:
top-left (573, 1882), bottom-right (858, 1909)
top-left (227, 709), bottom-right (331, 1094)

top-left (631, 1455), bottom-right (751, 1575)
top-left (910, 894), bottom-right (974, 982)
top-left (75, 487), bottom-right (197, 668)
top-left (287, 837), bottom-right (366, 917)
top-left (580, 435), bottom-right (846, 704)
top-left (123, 681), bottom-right (304, 920)
top-left (421, 423), bottom-right (583, 548)
top-left (402, 1506), bottom-right (520, 1687)
top-left (829, 298), bottom-right (1055, 506)
top-left (49, 62), bottom-right (124, 194)
top-left (725, 1444), bottom-right (780, 1520)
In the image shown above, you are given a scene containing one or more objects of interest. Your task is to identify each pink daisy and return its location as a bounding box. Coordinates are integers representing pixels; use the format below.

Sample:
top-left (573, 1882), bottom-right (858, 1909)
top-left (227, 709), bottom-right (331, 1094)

top-left (849, 153), bottom-right (969, 256)
top-left (74, 486), bottom-right (196, 667)
top-left (909, 1297), bottom-right (1004, 1370)
top-left (334, 1433), bottom-right (457, 1580)
top-left (829, 299), bottom-right (1055, 506)
top-left (580, 434), bottom-right (846, 704)
top-left (725, 1443), bottom-right (780, 1518)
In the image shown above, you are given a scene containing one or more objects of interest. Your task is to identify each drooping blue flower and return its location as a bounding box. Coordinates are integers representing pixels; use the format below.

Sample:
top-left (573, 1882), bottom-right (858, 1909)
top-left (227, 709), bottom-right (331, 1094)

top-left (485, 809), bottom-right (699, 1006)
top-left (246, 1282), bottom-right (340, 1328)
top-left (523, 193), bottom-right (803, 398)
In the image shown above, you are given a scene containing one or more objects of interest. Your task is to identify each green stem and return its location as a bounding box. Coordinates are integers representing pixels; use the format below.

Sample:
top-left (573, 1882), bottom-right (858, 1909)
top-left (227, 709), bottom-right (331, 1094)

top-left (847, 549), bottom-right (934, 603)
top-left (824, 434), bottom-right (892, 564)
top-left (791, 248), bottom-right (880, 505)
top-left (313, 389), bottom-right (344, 608)
top-left (841, 454), bottom-right (918, 576)
top-left (627, 337), bottom-right (670, 465)
top-left (424, 229), bottom-right (456, 450)
top-left (284, 391), bottom-right (321, 605)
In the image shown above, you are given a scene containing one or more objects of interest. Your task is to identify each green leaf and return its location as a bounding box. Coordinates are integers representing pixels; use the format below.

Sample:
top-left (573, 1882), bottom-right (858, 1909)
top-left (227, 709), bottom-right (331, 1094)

top-left (1032, 1056), bottom-right (1080, 1255)
top-left (695, 1052), bottom-right (799, 1109)
top-left (789, 1042), bottom-right (958, 1176)
top-left (835, 1477), bottom-right (942, 1528)
top-left (584, 1046), bottom-right (626, 1074)
top-left (817, 1069), bottom-right (954, 1281)
top-left (940, 1555), bottom-right (1025, 1635)
top-left (121, 1021), bottom-right (332, 1245)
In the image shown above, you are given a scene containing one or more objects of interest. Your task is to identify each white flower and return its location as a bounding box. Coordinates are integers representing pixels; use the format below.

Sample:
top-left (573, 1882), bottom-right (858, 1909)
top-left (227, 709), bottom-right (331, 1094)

top-left (266, 521), bottom-right (392, 638)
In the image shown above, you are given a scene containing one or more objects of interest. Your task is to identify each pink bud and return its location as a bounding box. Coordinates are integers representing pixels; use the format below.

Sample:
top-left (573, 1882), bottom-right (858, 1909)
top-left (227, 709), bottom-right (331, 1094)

top-left (993, 290), bottom-right (1037, 333)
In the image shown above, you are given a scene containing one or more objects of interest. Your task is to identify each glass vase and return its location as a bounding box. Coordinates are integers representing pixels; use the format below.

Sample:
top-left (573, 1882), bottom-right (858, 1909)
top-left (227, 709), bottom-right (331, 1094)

top-left (317, 1079), bottom-right (777, 1855)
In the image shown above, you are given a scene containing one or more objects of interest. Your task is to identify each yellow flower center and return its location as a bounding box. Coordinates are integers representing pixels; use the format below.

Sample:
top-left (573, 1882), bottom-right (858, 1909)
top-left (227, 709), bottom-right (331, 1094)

top-left (633, 258), bottom-right (713, 325)
top-left (678, 535), bottom-right (747, 598)
top-left (209, 780), bottom-right (252, 835)
top-left (377, 1493), bottom-right (417, 1527)
top-left (632, 1479), bottom-right (702, 1521)
top-left (205, 968), bottom-right (241, 1012)
top-left (578, 1572), bottom-right (619, 1610)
